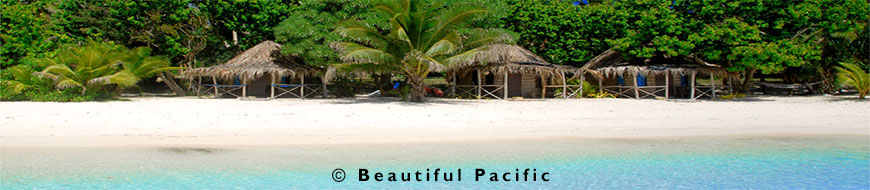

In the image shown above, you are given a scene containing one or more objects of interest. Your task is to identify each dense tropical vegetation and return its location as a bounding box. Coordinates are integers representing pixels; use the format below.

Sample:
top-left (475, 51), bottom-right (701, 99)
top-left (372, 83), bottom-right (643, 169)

top-left (1, 0), bottom-right (867, 101)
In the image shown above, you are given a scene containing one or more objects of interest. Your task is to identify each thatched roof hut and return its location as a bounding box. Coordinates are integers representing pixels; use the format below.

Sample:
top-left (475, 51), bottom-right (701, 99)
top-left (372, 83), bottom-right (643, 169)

top-left (447, 44), bottom-right (589, 99)
top-left (581, 47), bottom-right (735, 99)
top-left (580, 47), bottom-right (731, 78)
top-left (184, 41), bottom-right (320, 80)
top-left (447, 44), bottom-right (585, 78)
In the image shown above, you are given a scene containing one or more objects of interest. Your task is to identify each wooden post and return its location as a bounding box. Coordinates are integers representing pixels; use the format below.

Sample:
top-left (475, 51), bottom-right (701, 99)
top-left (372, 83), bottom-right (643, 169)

top-left (503, 71), bottom-right (508, 100)
top-left (322, 79), bottom-right (328, 98)
top-left (690, 71), bottom-right (696, 100)
top-left (212, 76), bottom-right (218, 97)
top-left (242, 76), bottom-right (247, 98)
top-left (728, 74), bottom-right (733, 94)
top-left (196, 76), bottom-right (202, 96)
top-left (301, 74), bottom-right (305, 99)
top-left (665, 71), bottom-right (671, 100)
top-left (270, 74), bottom-right (275, 98)
top-left (598, 76), bottom-right (603, 94)
top-left (711, 73), bottom-right (716, 99)
top-left (476, 70), bottom-right (481, 99)
top-left (633, 74), bottom-right (640, 99)
top-left (560, 70), bottom-right (567, 99)
top-left (541, 77), bottom-right (547, 99)
top-left (579, 74), bottom-right (585, 98)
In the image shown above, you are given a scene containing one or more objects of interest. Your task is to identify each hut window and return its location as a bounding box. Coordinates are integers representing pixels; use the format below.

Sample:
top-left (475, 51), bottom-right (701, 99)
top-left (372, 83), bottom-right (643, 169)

top-left (234, 77), bottom-right (241, 85)
top-left (617, 76), bottom-right (625, 86)
top-left (485, 73), bottom-right (495, 85)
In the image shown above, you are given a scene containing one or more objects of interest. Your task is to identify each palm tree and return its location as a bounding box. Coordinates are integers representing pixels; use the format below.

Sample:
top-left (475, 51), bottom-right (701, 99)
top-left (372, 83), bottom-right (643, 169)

top-left (34, 40), bottom-right (178, 94)
top-left (835, 62), bottom-right (869, 99)
top-left (332, 0), bottom-right (512, 102)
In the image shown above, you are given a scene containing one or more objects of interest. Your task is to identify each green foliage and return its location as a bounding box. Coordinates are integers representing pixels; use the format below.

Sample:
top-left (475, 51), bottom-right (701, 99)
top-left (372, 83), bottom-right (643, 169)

top-left (333, 0), bottom-right (513, 102)
top-left (56, 0), bottom-right (197, 61)
top-left (196, 0), bottom-right (297, 63)
top-left (506, 0), bottom-right (620, 66)
top-left (835, 62), bottom-right (870, 99)
top-left (506, 0), bottom-right (866, 92)
top-left (0, 0), bottom-right (70, 68)
top-left (274, 0), bottom-right (384, 67)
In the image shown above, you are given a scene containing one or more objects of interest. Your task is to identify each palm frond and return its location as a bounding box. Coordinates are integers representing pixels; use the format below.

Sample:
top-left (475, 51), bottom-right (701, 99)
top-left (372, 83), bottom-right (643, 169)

top-left (331, 42), bottom-right (398, 64)
top-left (88, 70), bottom-right (138, 88)
top-left (56, 78), bottom-right (84, 89)
top-left (425, 31), bottom-right (460, 57)
top-left (40, 65), bottom-right (78, 79)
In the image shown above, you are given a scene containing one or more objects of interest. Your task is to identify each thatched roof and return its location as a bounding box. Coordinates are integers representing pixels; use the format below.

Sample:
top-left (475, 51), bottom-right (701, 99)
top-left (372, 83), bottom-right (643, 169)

top-left (183, 41), bottom-right (320, 80)
top-left (447, 44), bottom-right (586, 78)
top-left (581, 47), bottom-right (732, 77)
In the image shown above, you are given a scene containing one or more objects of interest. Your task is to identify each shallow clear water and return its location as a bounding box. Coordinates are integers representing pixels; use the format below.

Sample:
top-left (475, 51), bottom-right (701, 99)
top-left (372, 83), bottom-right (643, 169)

top-left (2, 135), bottom-right (868, 189)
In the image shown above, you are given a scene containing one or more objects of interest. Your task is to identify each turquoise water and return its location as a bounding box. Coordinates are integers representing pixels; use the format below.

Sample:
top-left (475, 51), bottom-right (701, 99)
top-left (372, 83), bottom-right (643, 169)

top-left (2, 135), bottom-right (868, 189)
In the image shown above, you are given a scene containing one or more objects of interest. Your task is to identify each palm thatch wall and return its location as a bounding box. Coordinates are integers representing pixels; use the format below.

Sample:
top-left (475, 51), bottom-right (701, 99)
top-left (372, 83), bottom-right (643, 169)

top-left (183, 41), bottom-right (321, 80)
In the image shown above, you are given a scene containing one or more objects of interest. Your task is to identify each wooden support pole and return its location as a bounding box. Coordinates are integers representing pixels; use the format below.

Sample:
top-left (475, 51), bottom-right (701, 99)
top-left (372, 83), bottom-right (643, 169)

top-left (690, 71), bottom-right (696, 100)
top-left (633, 74), bottom-right (640, 99)
top-left (560, 70), bottom-right (567, 99)
top-left (242, 76), bottom-right (247, 98)
top-left (728, 74), bottom-right (733, 94)
top-left (270, 74), bottom-right (275, 98)
top-left (503, 71), bottom-right (508, 100)
top-left (476, 70), bottom-right (481, 99)
top-left (665, 71), bottom-right (671, 100)
top-left (579, 73), bottom-right (585, 98)
top-left (598, 76), bottom-right (603, 94)
top-left (541, 77), bottom-right (547, 99)
top-left (322, 78), bottom-right (328, 98)
top-left (212, 76), bottom-right (218, 97)
top-left (711, 73), bottom-right (716, 98)
top-left (196, 76), bottom-right (202, 96)
top-left (301, 74), bottom-right (305, 99)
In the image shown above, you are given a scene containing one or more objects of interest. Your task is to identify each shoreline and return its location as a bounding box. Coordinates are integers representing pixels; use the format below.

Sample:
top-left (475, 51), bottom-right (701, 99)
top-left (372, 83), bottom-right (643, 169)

top-left (1, 96), bottom-right (868, 147)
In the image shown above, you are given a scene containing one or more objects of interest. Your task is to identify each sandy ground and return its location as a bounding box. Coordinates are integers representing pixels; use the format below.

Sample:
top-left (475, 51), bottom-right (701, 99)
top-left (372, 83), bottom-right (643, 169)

top-left (0, 96), bottom-right (867, 147)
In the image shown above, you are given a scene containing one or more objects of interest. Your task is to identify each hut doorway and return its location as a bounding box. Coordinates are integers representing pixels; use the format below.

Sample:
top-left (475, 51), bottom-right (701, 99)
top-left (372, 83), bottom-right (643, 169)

top-left (508, 73), bottom-right (522, 97)
top-left (247, 76), bottom-right (272, 98)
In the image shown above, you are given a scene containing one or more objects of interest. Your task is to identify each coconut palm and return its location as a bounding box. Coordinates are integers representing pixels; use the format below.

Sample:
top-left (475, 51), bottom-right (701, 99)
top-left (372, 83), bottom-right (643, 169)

top-left (834, 62), bottom-right (869, 99)
top-left (34, 40), bottom-right (177, 94)
top-left (332, 0), bottom-right (512, 102)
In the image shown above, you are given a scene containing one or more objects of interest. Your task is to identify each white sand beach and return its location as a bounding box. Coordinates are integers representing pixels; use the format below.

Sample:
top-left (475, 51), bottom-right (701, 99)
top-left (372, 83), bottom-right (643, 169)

top-left (1, 96), bottom-right (867, 147)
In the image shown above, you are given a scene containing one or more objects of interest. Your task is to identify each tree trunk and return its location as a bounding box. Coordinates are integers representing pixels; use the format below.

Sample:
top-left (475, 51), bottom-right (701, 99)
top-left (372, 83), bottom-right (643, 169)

top-left (160, 71), bottom-right (187, 96)
top-left (738, 68), bottom-right (757, 93)
top-left (407, 75), bottom-right (426, 102)
top-left (376, 73), bottom-right (391, 96)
